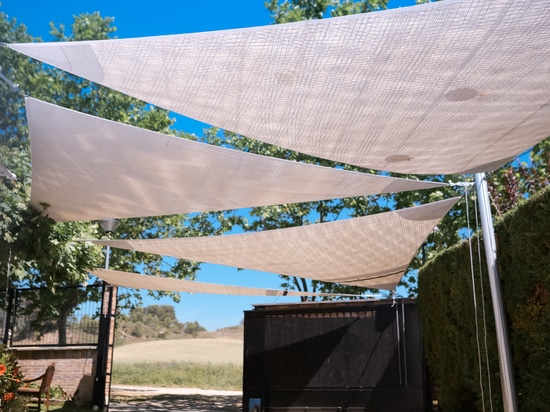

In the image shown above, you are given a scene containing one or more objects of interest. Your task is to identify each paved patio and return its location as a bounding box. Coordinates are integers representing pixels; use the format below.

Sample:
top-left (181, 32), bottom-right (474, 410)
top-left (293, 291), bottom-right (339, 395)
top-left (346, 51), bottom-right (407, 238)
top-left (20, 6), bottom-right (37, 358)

top-left (109, 385), bottom-right (242, 412)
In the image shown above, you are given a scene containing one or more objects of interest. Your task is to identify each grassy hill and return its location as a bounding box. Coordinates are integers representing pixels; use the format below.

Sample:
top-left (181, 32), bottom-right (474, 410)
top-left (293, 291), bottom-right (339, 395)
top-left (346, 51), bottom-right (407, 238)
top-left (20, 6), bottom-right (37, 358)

top-left (114, 337), bottom-right (243, 365)
top-left (111, 305), bottom-right (244, 389)
top-left (112, 336), bottom-right (244, 389)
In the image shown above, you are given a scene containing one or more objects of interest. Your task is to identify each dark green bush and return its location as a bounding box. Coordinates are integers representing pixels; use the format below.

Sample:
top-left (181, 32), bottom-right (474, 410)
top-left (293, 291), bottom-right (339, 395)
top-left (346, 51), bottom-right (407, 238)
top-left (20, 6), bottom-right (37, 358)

top-left (418, 186), bottom-right (550, 412)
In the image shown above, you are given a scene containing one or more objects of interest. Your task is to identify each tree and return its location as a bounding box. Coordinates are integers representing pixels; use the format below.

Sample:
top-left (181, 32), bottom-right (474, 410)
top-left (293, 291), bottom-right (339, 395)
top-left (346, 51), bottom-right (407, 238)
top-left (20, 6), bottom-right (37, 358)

top-left (0, 9), bottom-right (242, 342)
top-left (17, 286), bottom-right (99, 345)
top-left (487, 139), bottom-right (549, 214)
top-left (265, 0), bottom-right (389, 23)
top-left (0, 12), bottom-right (120, 345)
top-left (115, 304), bottom-right (206, 341)
top-left (184, 321), bottom-right (207, 338)
top-left (0, 10), bottom-right (50, 284)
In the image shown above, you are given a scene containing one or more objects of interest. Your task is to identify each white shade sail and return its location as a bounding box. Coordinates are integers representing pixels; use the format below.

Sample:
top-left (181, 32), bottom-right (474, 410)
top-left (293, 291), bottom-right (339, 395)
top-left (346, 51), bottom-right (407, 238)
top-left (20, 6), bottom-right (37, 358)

top-left (92, 268), bottom-right (362, 297)
top-left (10, 0), bottom-right (550, 175)
top-left (93, 197), bottom-right (458, 290)
top-left (26, 97), bottom-right (442, 222)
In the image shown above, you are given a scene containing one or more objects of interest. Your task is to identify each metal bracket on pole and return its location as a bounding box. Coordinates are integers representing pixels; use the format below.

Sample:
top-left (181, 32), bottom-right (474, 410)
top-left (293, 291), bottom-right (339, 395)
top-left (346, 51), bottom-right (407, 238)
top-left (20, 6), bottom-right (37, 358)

top-left (474, 173), bottom-right (518, 412)
top-left (0, 66), bottom-right (21, 93)
top-left (448, 181), bottom-right (475, 188)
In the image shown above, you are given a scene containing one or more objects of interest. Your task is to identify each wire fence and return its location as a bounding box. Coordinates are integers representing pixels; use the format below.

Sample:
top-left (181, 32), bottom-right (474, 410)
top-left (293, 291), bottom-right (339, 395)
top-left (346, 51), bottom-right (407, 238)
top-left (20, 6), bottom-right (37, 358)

top-left (1, 284), bottom-right (103, 347)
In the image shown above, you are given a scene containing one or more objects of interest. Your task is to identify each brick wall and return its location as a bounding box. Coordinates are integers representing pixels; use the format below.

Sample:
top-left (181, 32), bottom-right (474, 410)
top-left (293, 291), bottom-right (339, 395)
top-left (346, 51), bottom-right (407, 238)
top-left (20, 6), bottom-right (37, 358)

top-left (13, 346), bottom-right (97, 399)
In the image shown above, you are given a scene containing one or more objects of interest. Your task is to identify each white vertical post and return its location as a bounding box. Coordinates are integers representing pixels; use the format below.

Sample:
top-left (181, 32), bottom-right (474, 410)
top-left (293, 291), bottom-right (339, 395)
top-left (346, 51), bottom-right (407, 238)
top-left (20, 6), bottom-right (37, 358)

top-left (105, 245), bottom-right (111, 270)
top-left (474, 173), bottom-right (518, 412)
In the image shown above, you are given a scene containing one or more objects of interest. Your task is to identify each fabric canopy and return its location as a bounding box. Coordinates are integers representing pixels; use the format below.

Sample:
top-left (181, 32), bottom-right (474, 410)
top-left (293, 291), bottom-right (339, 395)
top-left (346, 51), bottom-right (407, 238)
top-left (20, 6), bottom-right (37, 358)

top-left (25, 98), bottom-right (442, 222)
top-left (93, 197), bottom-right (458, 290)
top-left (10, 0), bottom-right (550, 175)
top-left (92, 268), bottom-right (362, 297)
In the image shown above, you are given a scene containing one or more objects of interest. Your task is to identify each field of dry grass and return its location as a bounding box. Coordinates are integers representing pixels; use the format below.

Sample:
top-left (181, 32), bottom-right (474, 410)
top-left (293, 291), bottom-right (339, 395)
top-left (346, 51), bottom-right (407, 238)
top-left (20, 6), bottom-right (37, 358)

top-left (114, 337), bottom-right (244, 365)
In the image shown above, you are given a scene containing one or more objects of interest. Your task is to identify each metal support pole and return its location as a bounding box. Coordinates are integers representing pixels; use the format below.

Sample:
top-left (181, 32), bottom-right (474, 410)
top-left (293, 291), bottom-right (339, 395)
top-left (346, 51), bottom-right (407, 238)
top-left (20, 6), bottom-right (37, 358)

top-left (3, 288), bottom-right (15, 345)
top-left (474, 173), bottom-right (518, 412)
top-left (103, 283), bottom-right (117, 411)
top-left (395, 300), bottom-right (402, 386)
top-left (93, 220), bottom-right (120, 411)
top-left (93, 282), bottom-right (109, 411)
top-left (104, 245), bottom-right (111, 270)
top-left (93, 243), bottom-right (117, 411)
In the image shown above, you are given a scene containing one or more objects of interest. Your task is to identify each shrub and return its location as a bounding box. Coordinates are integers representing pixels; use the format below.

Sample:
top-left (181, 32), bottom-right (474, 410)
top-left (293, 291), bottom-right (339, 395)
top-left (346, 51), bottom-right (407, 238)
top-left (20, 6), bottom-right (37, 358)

top-left (418, 186), bottom-right (550, 411)
top-left (0, 344), bottom-right (25, 411)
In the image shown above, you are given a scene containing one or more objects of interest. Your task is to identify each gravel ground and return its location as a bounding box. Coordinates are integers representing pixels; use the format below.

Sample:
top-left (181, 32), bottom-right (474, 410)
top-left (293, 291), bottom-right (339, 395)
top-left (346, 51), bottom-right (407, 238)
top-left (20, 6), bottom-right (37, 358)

top-left (109, 385), bottom-right (242, 412)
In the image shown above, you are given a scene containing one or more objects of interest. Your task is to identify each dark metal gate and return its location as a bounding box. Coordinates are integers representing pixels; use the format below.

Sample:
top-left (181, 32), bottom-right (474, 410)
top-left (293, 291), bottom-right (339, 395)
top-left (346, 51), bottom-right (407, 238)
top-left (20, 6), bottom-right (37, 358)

top-left (243, 298), bottom-right (427, 412)
top-left (0, 283), bottom-right (116, 411)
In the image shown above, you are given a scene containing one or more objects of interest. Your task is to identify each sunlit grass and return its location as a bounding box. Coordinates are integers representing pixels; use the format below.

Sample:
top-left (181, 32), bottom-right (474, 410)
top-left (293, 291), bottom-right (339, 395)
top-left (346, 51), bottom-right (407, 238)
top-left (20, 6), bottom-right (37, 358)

top-left (112, 361), bottom-right (242, 391)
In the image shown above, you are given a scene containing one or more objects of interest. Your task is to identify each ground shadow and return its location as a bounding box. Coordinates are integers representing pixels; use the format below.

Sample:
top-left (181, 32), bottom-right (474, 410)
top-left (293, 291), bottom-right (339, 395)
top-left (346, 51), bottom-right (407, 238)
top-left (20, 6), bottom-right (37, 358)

top-left (109, 394), bottom-right (242, 412)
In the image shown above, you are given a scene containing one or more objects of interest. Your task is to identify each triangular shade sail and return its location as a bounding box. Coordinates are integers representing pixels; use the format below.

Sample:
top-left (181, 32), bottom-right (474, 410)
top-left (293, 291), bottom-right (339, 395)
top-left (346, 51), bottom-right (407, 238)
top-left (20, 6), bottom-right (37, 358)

top-left (93, 197), bottom-right (458, 290)
top-left (10, 0), bottom-right (550, 175)
top-left (26, 98), bottom-right (442, 222)
top-left (92, 268), bottom-right (362, 297)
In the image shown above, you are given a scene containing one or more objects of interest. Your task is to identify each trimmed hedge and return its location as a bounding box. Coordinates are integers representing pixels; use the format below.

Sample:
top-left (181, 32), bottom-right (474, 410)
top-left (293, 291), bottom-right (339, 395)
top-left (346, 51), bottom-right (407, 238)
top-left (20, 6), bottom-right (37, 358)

top-left (418, 186), bottom-right (550, 412)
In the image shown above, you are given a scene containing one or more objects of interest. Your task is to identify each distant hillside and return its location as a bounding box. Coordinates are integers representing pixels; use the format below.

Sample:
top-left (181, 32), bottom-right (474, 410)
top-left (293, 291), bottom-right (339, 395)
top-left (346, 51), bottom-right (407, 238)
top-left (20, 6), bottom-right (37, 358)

top-left (115, 304), bottom-right (243, 345)
top-left (208, 325), bottom-right (244, 340)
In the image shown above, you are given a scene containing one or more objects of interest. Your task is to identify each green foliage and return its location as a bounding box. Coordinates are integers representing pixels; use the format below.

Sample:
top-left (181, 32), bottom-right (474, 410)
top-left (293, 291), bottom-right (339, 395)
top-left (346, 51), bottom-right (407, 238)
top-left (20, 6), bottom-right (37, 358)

top-left (112, 361), bottom-right (242, 391)
top-left (265, 0), bottom-right (388, 23)
top-left (18, 286), bottom-right (103, 345)
top-left (0, 9), bottom-right (53, 286)
top-left (49, 11), bottom-right (116, 41)
top-left (48, 385), bottom-right (67, 400)
top-left (0, 10), bottom-right (107, 295)
top-left (417, 238), bottom-right (492, 411)
top-left (184, 321), bottom-right (207, 337)
top-left (487, 138), bottom-right (549, 214)
top-left (78, 315), bottom-right (99, 335)
top-left (417, 186), bottom-right (550, 411)
top-left (496, 186), bottom-right (550, 410)
top-left (0, 8), bottom-right (245, 328)
top-left (116, 305), bottom-right (206, 342)
top-left (0, 344), bottom-right (24, 408)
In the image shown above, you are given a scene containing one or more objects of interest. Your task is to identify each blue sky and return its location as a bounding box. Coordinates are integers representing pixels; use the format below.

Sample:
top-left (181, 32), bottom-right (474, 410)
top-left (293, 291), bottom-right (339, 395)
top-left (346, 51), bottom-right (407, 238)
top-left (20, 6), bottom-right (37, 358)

top-left (2, 0), bottom-right (415, 330)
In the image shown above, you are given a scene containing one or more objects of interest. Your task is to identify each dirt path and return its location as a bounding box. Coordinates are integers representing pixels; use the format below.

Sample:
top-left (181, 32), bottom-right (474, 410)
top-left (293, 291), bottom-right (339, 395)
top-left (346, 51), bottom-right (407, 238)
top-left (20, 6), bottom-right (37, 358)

top-left (109, 385), bottom-right (242, 412)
